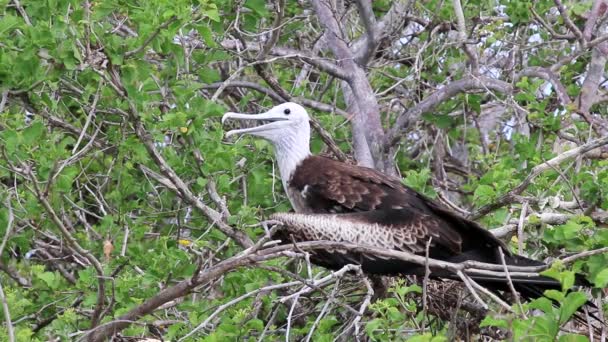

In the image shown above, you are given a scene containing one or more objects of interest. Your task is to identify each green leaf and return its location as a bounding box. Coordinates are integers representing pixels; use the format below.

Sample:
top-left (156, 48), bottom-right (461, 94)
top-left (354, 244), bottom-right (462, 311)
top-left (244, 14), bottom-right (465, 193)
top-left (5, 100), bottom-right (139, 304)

top-left (558, 334), bottom-right (589, 342)
top-left (479, 316), bottom-right (508, 329)
top-left (37, 272), bottom-right (56, 289)
top-left (558, 292), bottom-right (587, 325)
top-left (22, 121), bottom-right (45, 145)
top-left (593, 268), bottom-right (608, 288)
top-left (244, 0), bottom-right (268, 16)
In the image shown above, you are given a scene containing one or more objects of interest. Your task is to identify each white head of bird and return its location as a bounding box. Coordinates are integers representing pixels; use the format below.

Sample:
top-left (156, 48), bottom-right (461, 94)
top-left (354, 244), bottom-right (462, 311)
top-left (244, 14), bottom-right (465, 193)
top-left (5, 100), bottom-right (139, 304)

top-left (222, 102), bottom-right (312, 187)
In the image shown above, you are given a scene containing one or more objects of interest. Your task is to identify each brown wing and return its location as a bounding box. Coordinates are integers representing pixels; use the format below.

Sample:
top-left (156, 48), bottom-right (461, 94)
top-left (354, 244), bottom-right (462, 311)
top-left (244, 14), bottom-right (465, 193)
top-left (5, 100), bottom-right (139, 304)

top-left (290, 156), bottom-right (406, 212)
top-left (289, 156), bottom-right (509, 257)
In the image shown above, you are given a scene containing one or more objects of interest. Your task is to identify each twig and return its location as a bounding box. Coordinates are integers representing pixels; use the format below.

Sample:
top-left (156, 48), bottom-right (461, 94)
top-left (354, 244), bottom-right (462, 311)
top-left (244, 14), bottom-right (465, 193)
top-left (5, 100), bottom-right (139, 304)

top-left (553, 0), bottom-right (585, 44)
top-left (304, 277), bottom-right (341, 342)
top-left (178, 281), bottom-right (301, 341)
top-left (285, 292), bottom-right (300, 342)
top-left (471, 134), bottom-right (608, 219)
top-left (11, 0), bottom-right (31, 26)
top-left (124, 16), bottom-right (177, 57)
top-left (457, 270), bottom-right (488, 310)
top-left (560, 247), bottom-right (608, 265)
top-left (452, 0), bottom-right (479, 72)
top-left (422, 237), bottom-right (432, 330)
top-left (0, 193), bottom-right (14, 259)
top-left (0, 281), bottom-right (15, 342)
top-left (517, 201), bottom-right (528, 254)
top-left (498, 248), bottom-right (525, 318)
top-left (467, 277), bottom-right (513, 312)
top-left (351, 270), bottom-right (374, 338)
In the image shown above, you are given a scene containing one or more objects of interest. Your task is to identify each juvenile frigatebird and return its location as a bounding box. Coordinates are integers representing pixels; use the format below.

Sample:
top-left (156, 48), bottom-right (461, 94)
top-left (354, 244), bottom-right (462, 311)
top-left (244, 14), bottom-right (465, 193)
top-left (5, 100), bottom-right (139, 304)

top-left (222, 102), bottom-right (590, 302)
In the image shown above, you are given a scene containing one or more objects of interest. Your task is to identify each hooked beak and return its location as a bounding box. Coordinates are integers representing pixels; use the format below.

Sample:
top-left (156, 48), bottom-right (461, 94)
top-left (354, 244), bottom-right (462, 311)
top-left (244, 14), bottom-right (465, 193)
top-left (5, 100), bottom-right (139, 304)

top-left (222, 111), bottom-right (289, 138)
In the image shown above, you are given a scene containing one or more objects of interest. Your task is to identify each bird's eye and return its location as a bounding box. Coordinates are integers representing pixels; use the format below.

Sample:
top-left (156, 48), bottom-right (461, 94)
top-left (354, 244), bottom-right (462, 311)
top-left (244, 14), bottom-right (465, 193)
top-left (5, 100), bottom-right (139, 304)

top-left (284, 108), bottom-right (291, 115)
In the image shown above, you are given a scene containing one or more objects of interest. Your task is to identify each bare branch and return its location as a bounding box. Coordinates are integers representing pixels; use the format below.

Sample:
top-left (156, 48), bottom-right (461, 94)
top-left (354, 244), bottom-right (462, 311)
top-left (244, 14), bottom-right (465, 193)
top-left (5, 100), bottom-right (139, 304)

top-left (452, 0), bottom-right (479, 72)
top-left (0, 281), bottom-right (14, 342)
top-left (220, 40), bottom-right (350, 80)
top-left (554, 0), bottom-right (585, 44)
top-left (471, 134), bottom-right (608, 219)
top-left (385, 76), bottom-right (513, 149)
top-left (311, 0), bottom-right (386, 170)
top-left (354, 0), bottom-right (378, 64)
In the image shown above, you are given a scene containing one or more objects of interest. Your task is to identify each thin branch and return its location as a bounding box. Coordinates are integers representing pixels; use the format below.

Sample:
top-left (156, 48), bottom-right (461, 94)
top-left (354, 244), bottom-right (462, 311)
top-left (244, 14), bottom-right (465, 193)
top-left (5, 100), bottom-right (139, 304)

top-left (498, 248), bottom-right (525, 318)
top-left (385, 76), bottom-right (513, 149)
top-left (554, 0), bottom-right (585, 44)
top-left (220, 40), bottom-right (350, 80)
top-left (11, 0), bottom-right (31, 26)
top-left (470, 134), bottom-right (608, 219)
top-left (102, 66), bottom-right (254, 248)
top-left (452, 0), bottom-right (479, 72)
top-left (178, 281), bottom-right (301, 341)
top-left (0, 281), bottom-right (14, 342)
top-left (0, 193), bottom-right (14, 259)
top-left (124, 16), bottom-right (177, 57)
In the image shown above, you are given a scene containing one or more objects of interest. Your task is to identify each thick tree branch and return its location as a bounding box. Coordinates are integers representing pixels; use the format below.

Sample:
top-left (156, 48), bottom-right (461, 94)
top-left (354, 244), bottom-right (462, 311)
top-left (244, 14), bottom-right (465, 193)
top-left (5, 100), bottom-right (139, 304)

top-left (311, 0), bottom-right (386, 170)
top-left (353, 0), bottom-right (378, 65)
top-left (352, 0), bottom-right (412, 64)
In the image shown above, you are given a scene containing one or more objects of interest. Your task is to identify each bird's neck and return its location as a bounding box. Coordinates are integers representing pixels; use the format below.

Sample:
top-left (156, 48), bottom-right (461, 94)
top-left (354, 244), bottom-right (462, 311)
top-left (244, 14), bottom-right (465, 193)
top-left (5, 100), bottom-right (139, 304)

top-left (273, 129), bottom-right (311, 191)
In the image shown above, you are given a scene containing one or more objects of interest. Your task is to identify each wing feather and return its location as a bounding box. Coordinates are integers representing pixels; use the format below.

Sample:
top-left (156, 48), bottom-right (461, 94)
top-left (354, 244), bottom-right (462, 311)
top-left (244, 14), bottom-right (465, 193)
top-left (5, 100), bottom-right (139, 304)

top-left (289, 156), bottom-right (508, 257)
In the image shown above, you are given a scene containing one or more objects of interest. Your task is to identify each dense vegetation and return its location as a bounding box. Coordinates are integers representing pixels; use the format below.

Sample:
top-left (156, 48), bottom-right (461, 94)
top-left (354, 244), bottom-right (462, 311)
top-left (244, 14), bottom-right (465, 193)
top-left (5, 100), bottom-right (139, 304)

top-left (0, 0), bottom-right (607, 340)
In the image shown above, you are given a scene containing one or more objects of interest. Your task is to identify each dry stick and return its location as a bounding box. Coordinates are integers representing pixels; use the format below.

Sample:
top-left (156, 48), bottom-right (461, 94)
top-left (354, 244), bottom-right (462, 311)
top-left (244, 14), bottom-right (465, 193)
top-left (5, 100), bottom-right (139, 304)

top-left (285, 293), bottom-right (300, 342)
top-left (178, 281), bottom-right (301, 341)
top-left (457, 270), bottom-right (488, 310)
top-left (304, 278), bottom-right (342, 342)
top-left (258, 264), bottom-right (361, 316)
top-left (517, 201), bottom-right (528, 255)
top-left (0, 281), bottom-right (14, 342)
top-left (0, 195), bottom-right (15, 342)
top-left (11, 0), bottom-right (31, 26)
top-left (422, 237), bottom-right (432, 332)
top-left (560, 247), bottom-right (608, 265)
top-left (0, 90), bottom-right (8, 113)
top-left (498, 248), bottom-right (526, 318)
top-left (471, 134), bottom-right (608, 219)
top-left (452, 0), bottom-right (479, 72)
top-left (25, 167), bottom-right (107, 328)
top-left (467, 277), bottom-right (513, 312)
top-left (350, 270), bottom-right (374, 338)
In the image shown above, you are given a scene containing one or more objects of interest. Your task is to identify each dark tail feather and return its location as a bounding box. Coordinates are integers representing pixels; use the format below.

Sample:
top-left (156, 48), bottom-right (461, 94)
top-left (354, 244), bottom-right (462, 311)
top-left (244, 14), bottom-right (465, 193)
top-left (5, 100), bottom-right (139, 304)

top-left (469, 254), bottom-right (605, 331)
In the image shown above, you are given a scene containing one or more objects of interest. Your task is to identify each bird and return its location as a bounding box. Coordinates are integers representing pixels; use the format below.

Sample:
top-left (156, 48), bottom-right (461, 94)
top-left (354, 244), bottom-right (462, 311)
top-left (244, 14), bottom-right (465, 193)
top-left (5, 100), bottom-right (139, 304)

top-left (221, 102), bottom-right (590, 302)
